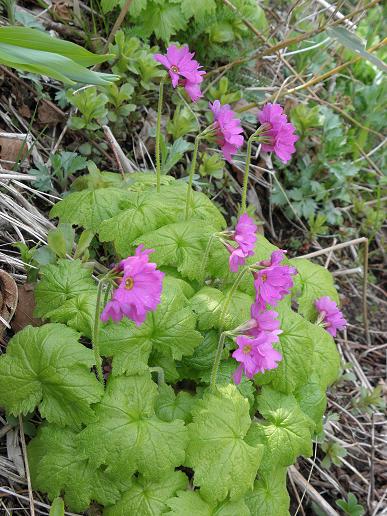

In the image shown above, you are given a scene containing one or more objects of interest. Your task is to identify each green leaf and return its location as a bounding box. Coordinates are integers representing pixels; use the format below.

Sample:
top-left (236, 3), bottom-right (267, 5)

top-left (258, 307), bottom-right (314, 394)
top-left (100, 278), bottom-right (203, 375)
top-left (47, 228), bottom-right (67, 258)
top-left (139, 1), bottom-right (188, 42)
top-left (34, 259), bottom-right (96, 318)
top-left (100, 184), bottom-right (225, 257)
top-left (309, 322), bottom-right (340, 390)
top-left (135, 221), bottom-right (221, 282)
top-left (99, 189), bottom-right (177, 256)
top-left (0, 40), bottom-right (117, 86)
top-left (327, 27), bottom-right (387, 73)
top-left (290, 258), bottom-right (339, 321)
top-left (295, 373), bottom-right (327, 433)
top-left (180, 330), bottom-right (218, 372)
top-left (28, 424), bottom-right (121, 512)
top-left (49, 497), bottom-right (64, 516)
top-left (45, 293), bottom-right (97, 338)
top-left (166, 490), bottom-right (251, 516)
top-left (255, 386), bottom-right (313, 467)
top-left (0, 27), bottom-right (112, 66)
top-left (189, 286), bottom-right (253, 331)
top-left (181, 0), bottom-right (216, 21)
top-left (186, 385), bottom-right (264, 503)
top-left (336, 493), bottom-right (365, 516)
top-left (104, 471), bottom-right (188, 516)
top-left (74, 229), bottom-right (95, 259)
top-left (155, 384), bottom-right (196, 423)
top-left (79, 374), bottom-right (188, 479)
top-left (0, 324), bottom-right (103, 427)
top-left (245, 467), bottom-right (290, 516)
top-left (50, 187), bottom-right (128, 232)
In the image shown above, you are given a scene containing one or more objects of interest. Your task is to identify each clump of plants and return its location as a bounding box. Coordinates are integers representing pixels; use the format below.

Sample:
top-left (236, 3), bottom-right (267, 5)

top-left (0, 44), bottom-right (347, 515)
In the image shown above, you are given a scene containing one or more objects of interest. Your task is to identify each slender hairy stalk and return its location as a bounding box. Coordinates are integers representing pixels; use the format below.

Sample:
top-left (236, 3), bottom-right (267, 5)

top-left (149, 366), bottom-right (165, 385)
top-left (241, 135), bottom-right (254, 214)
top-left (185, 134), bottom-right (200, 219)
top-left (92, 279), bottom-right (105, 383)
top-left (200, 233), bottom-right (216, 284)
top-left (155, 77), bottom-right (165, 193)
top-left (210, 266), bottom-right (251, 389)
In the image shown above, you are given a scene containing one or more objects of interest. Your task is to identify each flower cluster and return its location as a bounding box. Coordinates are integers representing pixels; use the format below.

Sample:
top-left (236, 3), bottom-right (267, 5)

top-left (224, 213), bottom-right (257, 272)
top-left (101, 245), bottom-right (164, 326)
top-left (252, 249), bottom-right (297, 313)
top-left (232, 308), bottom-right (282, 384)
top-left (257, 103), bottom-right (298, 163)
top-left (231, 247), bottom-right (297, 384)
top-left (154, 44), bottom-right (205, 102)
top-left (315, 296), bottom-right (347, 337)
top-left (209, 100), bottom-right (244, 162)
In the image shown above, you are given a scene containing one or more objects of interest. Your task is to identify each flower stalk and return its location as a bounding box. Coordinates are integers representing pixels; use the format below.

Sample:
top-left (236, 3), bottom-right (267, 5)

top-left (92, 278), bottom-right (106, 384)
top-left (155, 76), bottom-right (165, 193)
top-left (210, 266), bottom-right (251, 390)
top-left (185, 133), bottom-right (201, 220)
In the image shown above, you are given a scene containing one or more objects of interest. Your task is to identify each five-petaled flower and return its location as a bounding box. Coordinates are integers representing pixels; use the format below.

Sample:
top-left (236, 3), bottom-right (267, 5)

top-left (253, 249), bottom-right (297, 310)
top-left (232, 332), bottom-right (282, 384)
top-left (258, 103), bottom-right (298, 163)
top-left (154, 44), bottom-right (205, 102)
top-left (209, 100), bottom-right (244, 162)
top-left (227, 213), bottom-right (257, 272)
top-left (315, 296), bottom-right (347, 337)
top-left (101, 245), bottom-right (164, 326)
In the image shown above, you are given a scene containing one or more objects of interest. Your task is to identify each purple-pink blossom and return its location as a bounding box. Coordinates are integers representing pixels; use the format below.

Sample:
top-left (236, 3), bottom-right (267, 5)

top-left (154, 44), bottom-right (205, 102)
top-left (248, 309), bottom-right (281, 335)
top-left (315, 296), bottom-right (347, 337)
top-left (253, 249), bottom-right (297, 308)
top-left (232, 332), bottom-right (282, 384)
top-left (227, 213), bottom-right (257, 272)
top-left (209, 100), bottom-right (244, 162)
top-left (258, 103), bottom-right (298, 163)
top-left (101, 245), bottom-right (164, 326)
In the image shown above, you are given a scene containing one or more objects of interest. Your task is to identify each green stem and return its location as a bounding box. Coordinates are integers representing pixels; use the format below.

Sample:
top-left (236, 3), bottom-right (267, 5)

top-left (210, 266), bottom-right (251, 390)
top-left (200, 233), bottom-right (216, 285)
top-left (155, 77), bottom-right (165, 193)
top-left (185, 134), bottom-right (201, 220)
top-left (149, 366), bottom-right (165, 385)
top-left (241, 135), bottom-right (254, 214)
top-left (92, 279), bottom-right (105, 384)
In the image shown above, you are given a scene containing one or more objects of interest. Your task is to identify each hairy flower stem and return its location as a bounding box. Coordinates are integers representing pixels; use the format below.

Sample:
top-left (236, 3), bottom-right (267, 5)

top-left (155, 77), bottom-right (165, 193)
top-left (185, 134), bottom-right (201, 220)
top-left (149, 366), bottom-right (165, 385)
top-left (241, 135), bottom-right (253, 214)
top-left (200, 233), bottom-right (216, 285)
top-left (92, 279), bottom-right (106, 384)
top-left (241, 131), bottom-right (263, 214)
top-left (210, 266), bottom-right (251, 390)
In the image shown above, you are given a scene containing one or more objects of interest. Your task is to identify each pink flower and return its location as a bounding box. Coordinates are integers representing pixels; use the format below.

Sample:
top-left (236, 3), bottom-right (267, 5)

top-left (227, 214), bottom-right (257, 272)
top-left (154, 44), bottom-right (205, 102)
top-left (253, 250), bottom-right (297, 308)
top-left (232, 333), bottom-right (282, 384)
top-left (248, 309), bottom-right (281, 335)
top-left (258, 103), bottom-right (298, 163)
top-left (101, 245), bottom-right (164, 326)
top-left (315, 296), bottom-right (347, 337)
top-left (209, 100), bottom-right (244, 162)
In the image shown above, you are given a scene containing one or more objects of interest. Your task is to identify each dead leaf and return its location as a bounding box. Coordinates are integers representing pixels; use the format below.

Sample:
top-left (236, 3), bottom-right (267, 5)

top-left (6, 429), bottom-right (25, 478)
top-left (52, 0), bottom-right (73, 20)
top-left (38, 101), bottom-right (65, 125)
top-left (11, 283), bottom-right (42, 333)
top-left (0, 132), bottom-right (30, 169)
top-left (0, 270), bottom-right (18, 338)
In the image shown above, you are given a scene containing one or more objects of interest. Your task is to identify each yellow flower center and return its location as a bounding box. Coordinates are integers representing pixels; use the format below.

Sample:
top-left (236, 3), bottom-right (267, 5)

top-left (243, 345), bottom-right (252, 354)
top-left (261, 273), bottom-right (267, 282)
top-left (125, 277), bottom-right (134, 290)
top-left (170, 65), bottom-right (179, 73)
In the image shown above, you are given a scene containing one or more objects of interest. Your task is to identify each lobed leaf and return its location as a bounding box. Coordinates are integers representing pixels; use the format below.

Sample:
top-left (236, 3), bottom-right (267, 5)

top-left (0, 324), bottom-right (103, 428)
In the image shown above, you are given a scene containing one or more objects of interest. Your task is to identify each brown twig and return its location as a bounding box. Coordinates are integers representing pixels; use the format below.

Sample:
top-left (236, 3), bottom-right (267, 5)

top-left (289, 466), bottom-right (339, 516)
top-left (18, 415), bottom-right (35, 516)
top-left (104, 0), bottom-right (132, 51)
